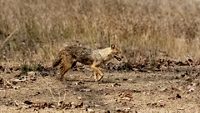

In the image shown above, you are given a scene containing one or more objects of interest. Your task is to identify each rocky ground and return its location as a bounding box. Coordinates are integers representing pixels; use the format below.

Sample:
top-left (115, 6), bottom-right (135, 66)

top-left (0, 60), bottom-right (200, 113)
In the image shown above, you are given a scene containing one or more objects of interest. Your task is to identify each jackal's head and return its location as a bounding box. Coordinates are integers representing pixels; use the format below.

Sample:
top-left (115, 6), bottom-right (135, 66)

top-left (110, 44), bottom-right (126, 62)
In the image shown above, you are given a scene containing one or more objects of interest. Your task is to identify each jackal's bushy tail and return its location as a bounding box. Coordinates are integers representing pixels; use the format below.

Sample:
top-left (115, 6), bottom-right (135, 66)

top-left (52, 49), bottom-right (70, 68)
top-left (52, 56), bottom-right (61, 68)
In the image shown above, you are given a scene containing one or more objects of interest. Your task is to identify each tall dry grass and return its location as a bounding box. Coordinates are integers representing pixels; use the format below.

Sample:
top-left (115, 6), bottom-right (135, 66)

top-left (1, 0), bottom-right (200, 64)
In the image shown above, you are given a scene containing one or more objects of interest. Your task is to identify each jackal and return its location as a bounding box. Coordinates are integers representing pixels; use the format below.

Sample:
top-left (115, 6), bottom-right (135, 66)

top-left (53, 44), bottom-right (125, 81)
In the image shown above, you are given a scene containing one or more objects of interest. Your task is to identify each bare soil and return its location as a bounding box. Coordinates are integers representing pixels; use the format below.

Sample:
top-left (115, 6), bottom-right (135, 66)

top-left (0, 64), bottom-right (200, 113)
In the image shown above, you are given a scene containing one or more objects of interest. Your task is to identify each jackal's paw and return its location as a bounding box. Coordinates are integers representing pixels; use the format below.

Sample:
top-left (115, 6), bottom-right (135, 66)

top-left (94, 75), bottom-right (98, 81)
top-left (96, 75), bottom-right (103, 81)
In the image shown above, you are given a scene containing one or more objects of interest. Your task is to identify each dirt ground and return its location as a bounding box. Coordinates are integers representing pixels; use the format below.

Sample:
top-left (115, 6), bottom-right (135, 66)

top-left (1, 64), bottom-right (200, 113)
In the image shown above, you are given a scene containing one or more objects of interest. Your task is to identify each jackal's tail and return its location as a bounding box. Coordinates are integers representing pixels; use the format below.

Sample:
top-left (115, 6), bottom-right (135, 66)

top-left (52, 56), bottom-right (61, 68)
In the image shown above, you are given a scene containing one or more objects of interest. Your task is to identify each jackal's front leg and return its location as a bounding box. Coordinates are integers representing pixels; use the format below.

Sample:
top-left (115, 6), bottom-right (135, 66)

top-left (91, 61), bottom-right (103, 81)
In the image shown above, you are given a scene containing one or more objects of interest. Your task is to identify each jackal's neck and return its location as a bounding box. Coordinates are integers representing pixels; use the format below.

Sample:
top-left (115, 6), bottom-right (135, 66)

top-left (96, 47), bottom-right (112, 58)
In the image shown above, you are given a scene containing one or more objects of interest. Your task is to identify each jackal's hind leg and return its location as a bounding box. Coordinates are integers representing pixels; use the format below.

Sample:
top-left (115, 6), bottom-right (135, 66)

top-left (93, 71), bottom-right (97, 81)
top-left (96, 67), bottom-right (104, 81)
top-left (91, 61), bottom-right (103, 81)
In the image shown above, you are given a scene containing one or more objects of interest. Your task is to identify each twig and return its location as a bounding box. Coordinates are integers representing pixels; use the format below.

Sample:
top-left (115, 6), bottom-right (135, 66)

top-left (0, 28), bottom-right (18, 50)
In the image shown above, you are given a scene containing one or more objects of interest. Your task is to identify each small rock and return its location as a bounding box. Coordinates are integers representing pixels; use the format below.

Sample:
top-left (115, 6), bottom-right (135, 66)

top-left (121, 97), bottom-right (131, 101)
top-left (80, 88), bottom-right (91, 92)
top-left (95, 104), bottom-right (101, 107)
top-left (187, 84), bottom-right (195, 92)
top-left (128, 79), bottom-right (133, 81)
top-left (27, 71), bottom-right (36, 76)
top-left (87, 108), bottom-right (95, 113)
top-left (77, 96), bottom-right (82, 100)
top-left (112, 83), bottom-right (121, 87)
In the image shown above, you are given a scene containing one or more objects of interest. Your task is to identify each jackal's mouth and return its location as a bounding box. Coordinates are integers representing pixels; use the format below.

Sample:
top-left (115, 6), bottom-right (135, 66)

top-left (114, 55), bottom-right (122, 61)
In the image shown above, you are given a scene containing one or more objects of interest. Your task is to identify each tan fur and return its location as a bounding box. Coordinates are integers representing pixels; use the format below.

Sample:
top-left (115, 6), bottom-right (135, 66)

top-left (53, 44), bottom-right (124, 81)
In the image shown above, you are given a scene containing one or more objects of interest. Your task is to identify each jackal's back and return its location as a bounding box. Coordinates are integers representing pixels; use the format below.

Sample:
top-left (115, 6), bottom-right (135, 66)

top-left (63, 45), bottom-right (94, 65)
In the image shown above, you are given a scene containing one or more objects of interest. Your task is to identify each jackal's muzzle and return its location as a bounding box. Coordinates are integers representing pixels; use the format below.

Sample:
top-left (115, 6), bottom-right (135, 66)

top-left (114, 55), bottom-right (123, 61)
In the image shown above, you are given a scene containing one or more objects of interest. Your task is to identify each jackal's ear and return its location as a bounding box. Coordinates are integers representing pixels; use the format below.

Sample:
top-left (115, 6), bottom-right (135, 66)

top-left (111, 44), bottom-right (116, 49)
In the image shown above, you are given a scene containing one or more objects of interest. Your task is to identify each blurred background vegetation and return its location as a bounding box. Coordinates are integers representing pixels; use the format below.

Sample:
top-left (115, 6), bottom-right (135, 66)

top-left (1, 0), bottom-right (200, 65)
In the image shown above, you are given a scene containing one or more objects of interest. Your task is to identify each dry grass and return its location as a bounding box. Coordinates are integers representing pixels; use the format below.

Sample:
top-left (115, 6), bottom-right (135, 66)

top-left (1, 0), bottom-right (200, 64)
